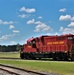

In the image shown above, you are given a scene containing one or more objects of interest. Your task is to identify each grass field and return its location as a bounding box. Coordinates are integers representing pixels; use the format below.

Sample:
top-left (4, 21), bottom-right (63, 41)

top-left (0, 52), bottom-right (74, 75)
top-left (0, 60), bottom-right (74, 75)
top-left (0, 52), bottom-right (20, 58)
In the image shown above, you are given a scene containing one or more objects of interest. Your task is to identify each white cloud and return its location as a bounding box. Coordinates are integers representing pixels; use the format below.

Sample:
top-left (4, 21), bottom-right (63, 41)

top-left (59, 8), bottom-right (66, 12)
top-left (34, 24), bottom-right (51, 32)
top-left (59, 14), bottom-right (74, 21)
top-left (0, 35), bottom-right (11, 40)
top-left (27, 19), bottom-right (35, 24)
top-left (68, 22), bottom-right (74, 27)
top-left (0, 20), bottom-right (3, 24)
top-left (3, 21), bottom-right (9, 25)
top-left (38, 16), bottom-right (42, 19)
top-left (54, 32), bottom-right (59, 35)
top-left (27, 19), bottom-right (52, 32)
top-left (46, 32), bottom-right (59, 35)
top-left (60, 27), bottom-right (64, 31)
top-left (34, 28), bottom-right (40, 32)
top-left (71, 16), bottom-right (74, 21)
top-left (34, 21), bottom-right (42, 24)
top-left (60, 27), bottom-right (74, 34)
top-left (0, 34), bottom-right (16, 41)
top-left (9, 25), bottom-right (15, 29)
top-left (35, 23), bottom-right (51, 32)
top-left (46, 33), bottom-right (52, 35)
top-left (19, 14), bottom-right (29, 18)
top-left (59, 14), bottom-right (71, 21)
top-left (13, 30), bottom-right (20, 33)
top-left (10, 41), bottom-right (17, 45)
top-left (19, 7), bottom-right (36, 13)
top-left (9, 21), bottom-right (14, 24)
top-left (0, 20), bottom-right (14, 25)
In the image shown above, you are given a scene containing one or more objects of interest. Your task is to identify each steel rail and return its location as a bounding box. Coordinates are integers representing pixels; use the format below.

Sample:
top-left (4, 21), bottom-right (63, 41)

top-left (0, 68), bottom-right (20, 75)
top-left (0, 64), bottom-right (47, 75)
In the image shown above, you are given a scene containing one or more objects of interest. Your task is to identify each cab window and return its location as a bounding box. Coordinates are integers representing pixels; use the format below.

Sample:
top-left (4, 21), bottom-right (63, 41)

top-left (68, 37), bottom-right (73, 40)
top-left (32, 40), bottom-right (36, 48)
top-left (27, 42), bottom-right (32, 46)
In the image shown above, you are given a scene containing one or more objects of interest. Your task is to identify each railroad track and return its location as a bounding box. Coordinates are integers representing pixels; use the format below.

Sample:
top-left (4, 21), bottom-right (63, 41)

top-left (0, 64), bottom-right (48, 75)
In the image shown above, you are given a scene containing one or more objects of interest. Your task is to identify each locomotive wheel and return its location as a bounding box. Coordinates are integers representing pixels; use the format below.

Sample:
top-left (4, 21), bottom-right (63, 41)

top-left (71, 56), bottom-right (74, 61)
top-left (52, 53), bottom-right (57, 60)
top-left (25, 54), bottom-right (32, 60)
top-left (58, 53), bottom-right (64, 61)
top-left (24, 53), bottom-right (36, 60)
top-left (39, 57), bottom-right (41, 60)
top-left (61, 53), bottom-right (65, 60)
top-left (63, 54), bottom-right (68, 61)
top-left (25, 55), bottom-right (31, 59)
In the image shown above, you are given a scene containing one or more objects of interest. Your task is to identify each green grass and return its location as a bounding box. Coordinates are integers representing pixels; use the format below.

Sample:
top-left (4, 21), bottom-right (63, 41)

top-left (0, 52), bottom-right (20, 58)
top-left (0, 59), bottom-right (74, 75)
top-left (0, 52), bottom-right (74, 75)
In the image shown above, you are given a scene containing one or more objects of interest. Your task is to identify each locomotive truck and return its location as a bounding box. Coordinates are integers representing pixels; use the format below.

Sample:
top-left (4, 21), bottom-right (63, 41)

top-left (20, 34), bottom-right (74, 60)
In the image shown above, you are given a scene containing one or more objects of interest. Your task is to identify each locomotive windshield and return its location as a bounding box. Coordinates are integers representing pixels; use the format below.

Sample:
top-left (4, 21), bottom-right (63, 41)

top-left (27, 42), bottom-right (32, 46)
top-left (27, 40), bottom-right (36, 48)
top-left (27, 38), bottom-right (35, 46)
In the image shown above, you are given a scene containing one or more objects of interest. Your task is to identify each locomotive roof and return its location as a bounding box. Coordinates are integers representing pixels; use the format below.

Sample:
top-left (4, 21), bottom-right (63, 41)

top-left (27, 37), bottom-right (34, 42)
top-left (60, 34), bottom-right (73, 36)
top-left (44, 34), bottom-right (74, 38)
top-left (27, 34), bottom-right (74, 42)
top-left (39, 35), bottom-right (51, 38)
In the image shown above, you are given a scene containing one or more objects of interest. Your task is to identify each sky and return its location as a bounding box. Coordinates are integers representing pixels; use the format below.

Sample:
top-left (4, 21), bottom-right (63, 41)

top-left (0, 0), bottom-right (74, 45)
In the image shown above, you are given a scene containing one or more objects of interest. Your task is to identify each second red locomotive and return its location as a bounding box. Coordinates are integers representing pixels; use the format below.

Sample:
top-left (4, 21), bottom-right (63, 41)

top-left (20, 34), bottom-right (74, 60)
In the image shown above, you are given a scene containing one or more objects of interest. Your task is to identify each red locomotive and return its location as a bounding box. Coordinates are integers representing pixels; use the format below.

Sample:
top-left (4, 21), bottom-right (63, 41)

top-left (20, 34), bottom-right (74, 60)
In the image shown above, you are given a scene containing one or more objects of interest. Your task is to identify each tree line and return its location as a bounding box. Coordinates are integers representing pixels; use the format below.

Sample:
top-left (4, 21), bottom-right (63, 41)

top-left (0, 44), bottom-right (22, 52)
